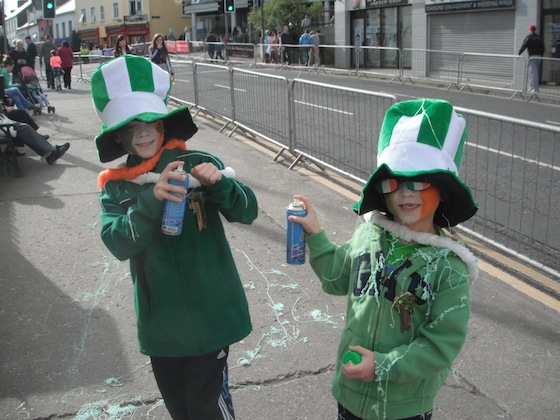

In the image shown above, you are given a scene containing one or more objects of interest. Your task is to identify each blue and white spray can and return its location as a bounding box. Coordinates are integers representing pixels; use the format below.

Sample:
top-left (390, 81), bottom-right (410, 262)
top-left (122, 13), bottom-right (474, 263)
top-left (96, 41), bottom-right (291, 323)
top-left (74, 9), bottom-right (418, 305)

top-left (161, 165), bottom-right (189, 235)
top-left (286, 198), bottom-right (307, 264)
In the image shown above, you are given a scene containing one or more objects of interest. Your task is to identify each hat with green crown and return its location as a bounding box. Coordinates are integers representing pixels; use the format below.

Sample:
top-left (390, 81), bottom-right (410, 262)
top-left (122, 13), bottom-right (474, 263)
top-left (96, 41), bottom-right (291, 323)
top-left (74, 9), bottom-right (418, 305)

top-left (91, 55), bottom-right (197, 163)
top-left (353, 98), bottom-right (478, 227)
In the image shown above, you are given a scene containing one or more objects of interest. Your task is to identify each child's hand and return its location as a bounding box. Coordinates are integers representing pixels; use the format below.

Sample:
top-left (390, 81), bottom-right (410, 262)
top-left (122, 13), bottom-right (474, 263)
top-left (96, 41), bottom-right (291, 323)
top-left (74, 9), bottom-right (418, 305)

top-left (190, 162), bottom-right (222, 187)
top-left (153, 161), bottom-right (187, 202)
top-left (288, 195), bottom-right (321, 236)
top-left (341, 345), bottom-right (376, 382)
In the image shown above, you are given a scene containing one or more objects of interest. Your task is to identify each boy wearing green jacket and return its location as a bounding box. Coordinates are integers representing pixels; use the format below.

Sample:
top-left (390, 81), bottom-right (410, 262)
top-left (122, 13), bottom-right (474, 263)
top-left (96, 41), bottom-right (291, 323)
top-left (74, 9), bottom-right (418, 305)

top-left (289, 99), bottom-right (479, 419)
top-left (92, 55), bottom-right (258, 419)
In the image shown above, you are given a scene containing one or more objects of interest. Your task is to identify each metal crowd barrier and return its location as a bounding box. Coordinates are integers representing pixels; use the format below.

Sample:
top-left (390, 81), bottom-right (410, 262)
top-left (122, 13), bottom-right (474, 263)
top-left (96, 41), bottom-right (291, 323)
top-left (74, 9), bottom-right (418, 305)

top-left (455, 108), bottom-right (560, 278)
top-left (66, 56), bottom-right (560, 277)
top-left (70, 44), bottom-right (560, 101)
top-left (169, 62), bottom-right (560, 279)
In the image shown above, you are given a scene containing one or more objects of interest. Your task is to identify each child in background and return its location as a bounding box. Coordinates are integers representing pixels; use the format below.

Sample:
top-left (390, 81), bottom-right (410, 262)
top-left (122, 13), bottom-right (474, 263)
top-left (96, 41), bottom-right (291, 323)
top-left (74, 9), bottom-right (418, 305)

top-left (26, 74), bottom-right (55, 113)
top-left (289, 99), bottom-right (479, 420)
top-left (92, 55), bottom-right (258, 419)
top-left (49, 49), bottom-right (62, 90)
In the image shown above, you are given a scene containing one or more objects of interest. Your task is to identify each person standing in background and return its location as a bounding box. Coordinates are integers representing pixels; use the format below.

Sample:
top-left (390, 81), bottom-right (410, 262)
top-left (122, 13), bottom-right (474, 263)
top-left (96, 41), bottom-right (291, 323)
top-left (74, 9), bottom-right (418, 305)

top-left (149, 33), bottom-right (174, 82)
top-left (25, 36), bottom-right (37, 70)
top-left (9, 39), bottom-right (32, 84)
top-left (518, 24), bottom-right (545, 93)
top-left (39, 34), bottom-right (56, 89)
top-left (205, 31), bottom-right (217, 60)
top-left (114, 34), bottom-right (134, 57)
top-left (57, 41), bottom-right (74, 89)
top-left (280, 25), bottom-right (292, 65)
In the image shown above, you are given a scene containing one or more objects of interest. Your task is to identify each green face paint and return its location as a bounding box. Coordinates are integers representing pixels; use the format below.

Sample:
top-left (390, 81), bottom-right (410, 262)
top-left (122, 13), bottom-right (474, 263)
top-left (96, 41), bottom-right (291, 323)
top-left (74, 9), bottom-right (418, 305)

top-left (116, 120), bottom-right (165, 159)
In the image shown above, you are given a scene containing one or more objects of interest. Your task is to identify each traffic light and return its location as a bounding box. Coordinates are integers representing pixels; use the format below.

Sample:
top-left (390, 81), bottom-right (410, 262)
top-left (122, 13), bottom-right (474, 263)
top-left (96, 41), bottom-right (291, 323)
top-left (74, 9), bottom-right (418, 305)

top-left (224, 0), bottom-right (234, 13)
top-left (43, 0), bottom-right (56, 19)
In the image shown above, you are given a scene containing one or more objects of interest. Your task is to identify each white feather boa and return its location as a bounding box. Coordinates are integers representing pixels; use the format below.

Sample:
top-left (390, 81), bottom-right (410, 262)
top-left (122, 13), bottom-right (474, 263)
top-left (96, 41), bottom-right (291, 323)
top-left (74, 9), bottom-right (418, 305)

top-left (366, 211), bottom-right (479, 281)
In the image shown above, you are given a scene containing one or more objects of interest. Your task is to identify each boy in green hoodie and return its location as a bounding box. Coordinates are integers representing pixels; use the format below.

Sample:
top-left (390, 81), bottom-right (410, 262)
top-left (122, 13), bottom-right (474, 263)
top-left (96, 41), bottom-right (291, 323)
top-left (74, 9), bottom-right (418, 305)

top-left (289, 99), bottom-right (479, 420)
top-left (92, 55), bottom-right (258, 419)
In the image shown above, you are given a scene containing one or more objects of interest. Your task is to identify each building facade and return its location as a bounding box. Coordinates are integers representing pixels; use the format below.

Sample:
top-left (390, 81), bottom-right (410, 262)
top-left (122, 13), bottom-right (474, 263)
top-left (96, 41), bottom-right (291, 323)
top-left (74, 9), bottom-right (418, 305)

top-left (75, 0), bottom-right (191, 50)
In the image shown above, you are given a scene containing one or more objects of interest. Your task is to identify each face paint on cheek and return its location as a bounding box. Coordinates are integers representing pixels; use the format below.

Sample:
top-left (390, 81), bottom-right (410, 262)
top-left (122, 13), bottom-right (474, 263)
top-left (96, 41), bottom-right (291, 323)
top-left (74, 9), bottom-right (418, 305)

top-left (153, 121), bottom-right (165, 148)
top-left (419, 187), bottom-right (441, 219)
top-left (117, 129), bottom-right (137, 154)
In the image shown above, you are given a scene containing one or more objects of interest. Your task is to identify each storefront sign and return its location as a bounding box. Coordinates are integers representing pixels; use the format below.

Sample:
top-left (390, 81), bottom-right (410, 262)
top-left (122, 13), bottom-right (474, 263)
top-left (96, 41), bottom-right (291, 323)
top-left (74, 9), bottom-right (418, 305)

top-left (226, 44), bottom-right (254, 59)
top-left (366, 0), bottom-right (409, 7)
top-left (426, 0), bottom-right (515, 14)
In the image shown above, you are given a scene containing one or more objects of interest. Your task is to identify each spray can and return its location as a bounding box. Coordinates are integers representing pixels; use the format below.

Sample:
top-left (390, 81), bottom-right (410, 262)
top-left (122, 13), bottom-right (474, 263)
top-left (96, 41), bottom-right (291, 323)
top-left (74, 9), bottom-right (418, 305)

top-left (286, 198), bottom-right (307, 264)
top-left (161, 165), bottom-right (189, 235)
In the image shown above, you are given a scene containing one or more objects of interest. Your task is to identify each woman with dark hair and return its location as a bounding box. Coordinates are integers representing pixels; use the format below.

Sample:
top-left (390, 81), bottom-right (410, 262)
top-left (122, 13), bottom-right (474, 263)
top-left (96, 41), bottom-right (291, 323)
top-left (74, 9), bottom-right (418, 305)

top-left (0, 56), bottom-right (39, 114)
top-left (148, 33), bottom-right (174, 81)
top-left (114, 34), bottom-right (133, 57)
top-left (57, 41), bottom-right (74, 89)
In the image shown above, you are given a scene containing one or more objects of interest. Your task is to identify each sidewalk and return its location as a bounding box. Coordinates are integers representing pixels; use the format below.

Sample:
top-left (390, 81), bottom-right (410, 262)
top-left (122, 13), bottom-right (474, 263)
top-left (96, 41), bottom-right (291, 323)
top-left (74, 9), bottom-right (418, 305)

top-left (0, 82), bottom-right (558, 419)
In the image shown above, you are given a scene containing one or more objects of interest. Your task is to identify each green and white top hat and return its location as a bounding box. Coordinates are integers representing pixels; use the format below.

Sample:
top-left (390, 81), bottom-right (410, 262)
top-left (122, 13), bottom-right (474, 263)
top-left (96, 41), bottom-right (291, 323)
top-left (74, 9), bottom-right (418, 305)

top-left (354, 98), bottom-right (478, 227)
top-left (91, 55), bottom-right (197, 163)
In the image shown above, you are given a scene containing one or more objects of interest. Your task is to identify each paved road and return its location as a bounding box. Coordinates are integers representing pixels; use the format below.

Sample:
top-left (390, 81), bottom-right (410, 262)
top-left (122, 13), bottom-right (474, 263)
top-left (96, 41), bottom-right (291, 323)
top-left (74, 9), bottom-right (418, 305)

top-left (0, 83), bottom-right (558, 419)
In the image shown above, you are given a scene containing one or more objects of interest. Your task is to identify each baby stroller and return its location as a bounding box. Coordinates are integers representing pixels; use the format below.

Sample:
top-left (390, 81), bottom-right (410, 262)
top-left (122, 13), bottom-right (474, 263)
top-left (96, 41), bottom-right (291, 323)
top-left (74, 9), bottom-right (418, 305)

top-left (21, 66), bottom-right (55, 114)
top-left (18, 66), bottom-right (42, 115)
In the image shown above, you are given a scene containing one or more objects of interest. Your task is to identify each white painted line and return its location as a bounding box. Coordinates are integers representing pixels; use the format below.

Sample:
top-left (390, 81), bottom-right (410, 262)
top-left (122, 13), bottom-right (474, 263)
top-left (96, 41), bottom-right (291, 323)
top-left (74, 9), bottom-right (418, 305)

top-left (545, 120), bottom-right (560, 126)
top-left (215, 84), bottom-right (246, 92)
top-left (295, 100), bottom-right (354, 115)
top-left (466, 142), bottom-right (560, 171)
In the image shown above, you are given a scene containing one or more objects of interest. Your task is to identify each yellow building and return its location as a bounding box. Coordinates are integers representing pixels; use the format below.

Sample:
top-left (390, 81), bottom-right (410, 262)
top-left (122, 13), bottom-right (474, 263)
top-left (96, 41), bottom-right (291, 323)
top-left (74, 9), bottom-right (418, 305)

top-left (75, 0), bottom-right (190, 50)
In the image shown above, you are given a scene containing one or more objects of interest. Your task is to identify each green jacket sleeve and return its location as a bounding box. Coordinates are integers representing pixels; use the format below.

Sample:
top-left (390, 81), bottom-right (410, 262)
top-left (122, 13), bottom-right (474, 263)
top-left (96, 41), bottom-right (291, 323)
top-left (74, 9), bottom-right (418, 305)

top-left (99, 183), bottom-right (165, 261)
top-left (307, 229), bottom-right (354, 296)
top-left (204, 176), bottom-right (258, 225)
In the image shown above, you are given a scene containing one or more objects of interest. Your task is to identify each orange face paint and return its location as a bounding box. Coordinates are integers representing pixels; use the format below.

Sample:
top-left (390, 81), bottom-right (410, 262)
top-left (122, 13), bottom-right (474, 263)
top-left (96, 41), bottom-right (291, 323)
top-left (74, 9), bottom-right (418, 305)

top-left (419, 187), bottom-right (440, 220)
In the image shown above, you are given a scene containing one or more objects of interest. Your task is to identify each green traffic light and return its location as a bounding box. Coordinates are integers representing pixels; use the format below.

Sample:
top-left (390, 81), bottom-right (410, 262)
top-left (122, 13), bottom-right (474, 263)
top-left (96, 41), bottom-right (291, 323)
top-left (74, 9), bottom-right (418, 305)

top-left (227, 6), bottom-right (233, 10)
top-left (46, 2), bottom-right (54, 8)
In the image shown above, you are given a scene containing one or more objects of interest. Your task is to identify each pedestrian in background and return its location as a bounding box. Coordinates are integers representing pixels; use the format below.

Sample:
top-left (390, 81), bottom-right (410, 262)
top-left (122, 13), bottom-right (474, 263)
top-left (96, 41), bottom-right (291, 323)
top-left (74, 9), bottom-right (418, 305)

top-left (0, 56), bottom-right (39, 114)
top-left (280, 25), bottom-right (292, 65)
top-left (214, 34), bottom-right (226, 60)
top-left (308, 30), bottom-right (320, 67)
top-left (518, 24), bottom-right (545, 93)
top-left (9, 39), bottom-right (33, 84)
top-left (299, 29), bottom-right (312, 66)
top-left (57, 41), bottom-right (74, 89)
top-left (149, 33), bottom-right (174, 82)
top-left (39, 34), bottom-right (56, 88)
top-left (267, 30), bottom-right (279, 64)
top-left (205, 31), bottom-right (217, 60)
top-left (25, 36), bottom-right (37, 70)
top-left (114, 34), bottom-right (133, 57)
top-left (289, 98), bottom-right (478, 420)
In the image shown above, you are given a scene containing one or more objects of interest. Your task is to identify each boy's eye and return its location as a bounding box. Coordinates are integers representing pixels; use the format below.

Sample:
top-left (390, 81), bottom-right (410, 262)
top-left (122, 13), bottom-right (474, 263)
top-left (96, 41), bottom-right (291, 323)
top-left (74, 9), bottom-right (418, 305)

top-left (376, 179), bottom-right (431, 194)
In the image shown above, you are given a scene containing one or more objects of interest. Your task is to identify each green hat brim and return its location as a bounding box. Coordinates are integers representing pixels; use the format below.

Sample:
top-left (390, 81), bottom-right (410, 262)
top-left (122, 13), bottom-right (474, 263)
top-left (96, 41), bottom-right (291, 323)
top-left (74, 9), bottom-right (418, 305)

top-left (353, 164), bottom-right (478, 227)
top-left (95, 106), bottom-right (198, 163)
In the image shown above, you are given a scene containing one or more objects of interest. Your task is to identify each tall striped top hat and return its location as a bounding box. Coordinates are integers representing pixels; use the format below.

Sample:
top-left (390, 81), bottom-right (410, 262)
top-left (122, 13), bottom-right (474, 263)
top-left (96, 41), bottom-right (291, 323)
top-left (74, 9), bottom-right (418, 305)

top-left (91, 55), bottom-right (197, 162)
top-left (353, 98), bottom-right (478, 227)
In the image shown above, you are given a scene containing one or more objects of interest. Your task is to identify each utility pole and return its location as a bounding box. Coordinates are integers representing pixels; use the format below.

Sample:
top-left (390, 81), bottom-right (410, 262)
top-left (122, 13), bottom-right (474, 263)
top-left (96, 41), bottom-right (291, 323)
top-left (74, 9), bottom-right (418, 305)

top-left (261, 0), bottom-right (264, 44)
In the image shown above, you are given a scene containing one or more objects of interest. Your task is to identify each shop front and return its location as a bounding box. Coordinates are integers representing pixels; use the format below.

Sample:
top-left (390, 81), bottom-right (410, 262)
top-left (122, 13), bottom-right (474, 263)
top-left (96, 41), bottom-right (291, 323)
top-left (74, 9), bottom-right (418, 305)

top-left (105, 21), bottom-right (150, 53)
top-left (350, 0), bottom-right (411, 69)
top-left (78, 28), bottom-right (100, 51)
top-left (542, 0), bottom-right (560, 85)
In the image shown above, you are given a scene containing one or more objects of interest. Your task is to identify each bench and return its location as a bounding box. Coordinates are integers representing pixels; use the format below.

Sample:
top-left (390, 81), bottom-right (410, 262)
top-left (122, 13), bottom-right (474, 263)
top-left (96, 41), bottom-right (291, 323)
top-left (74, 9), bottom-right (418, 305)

top-left (0, 116), bottom-right (22, 177)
